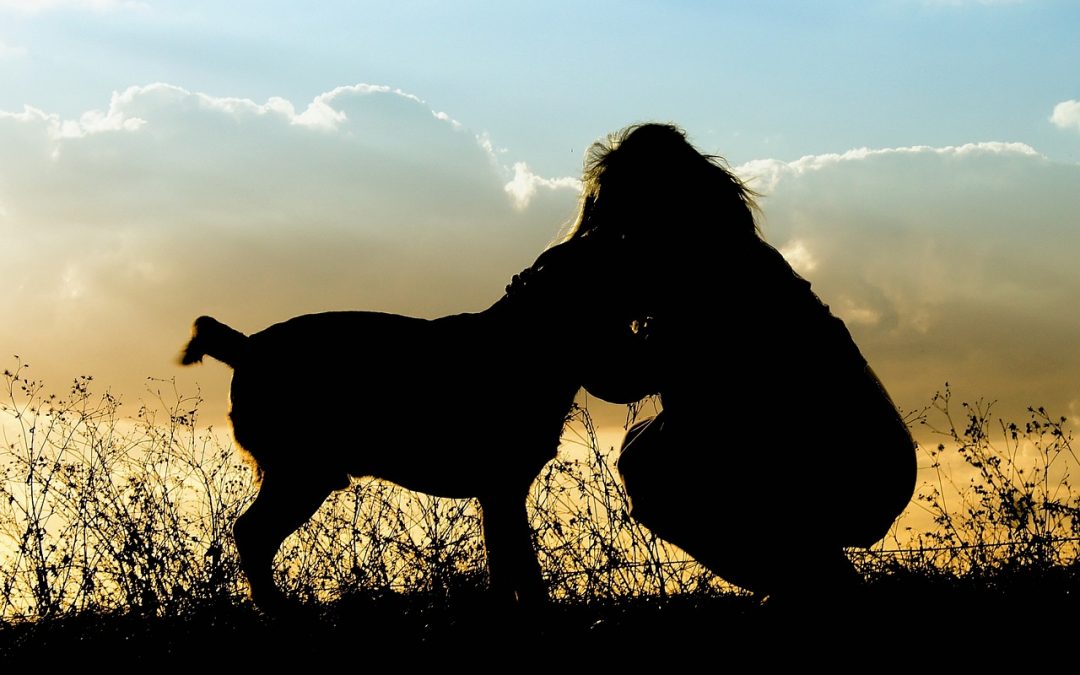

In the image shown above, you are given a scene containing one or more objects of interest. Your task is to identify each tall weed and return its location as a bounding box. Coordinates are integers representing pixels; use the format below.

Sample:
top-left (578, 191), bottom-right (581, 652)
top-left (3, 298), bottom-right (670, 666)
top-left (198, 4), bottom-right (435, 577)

top-left (2, 365), bottom-right (1076, 621)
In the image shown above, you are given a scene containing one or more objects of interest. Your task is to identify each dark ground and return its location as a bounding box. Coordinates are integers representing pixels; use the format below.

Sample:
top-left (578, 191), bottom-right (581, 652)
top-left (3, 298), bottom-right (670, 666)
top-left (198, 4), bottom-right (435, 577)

top-left (2, 569), bottom-right (1077, 667)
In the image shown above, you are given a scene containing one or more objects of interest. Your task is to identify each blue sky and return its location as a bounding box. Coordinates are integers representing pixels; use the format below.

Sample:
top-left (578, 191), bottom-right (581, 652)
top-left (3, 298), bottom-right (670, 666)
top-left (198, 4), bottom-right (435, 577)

top-left (3, 1), bottom-right (1079, 173)
top-left (1, 0), bottom-right (1080, 442)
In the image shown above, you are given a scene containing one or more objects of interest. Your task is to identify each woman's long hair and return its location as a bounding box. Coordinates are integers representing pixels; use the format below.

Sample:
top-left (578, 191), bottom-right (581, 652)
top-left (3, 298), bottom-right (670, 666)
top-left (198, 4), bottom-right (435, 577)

top-left (512, 123), bottom-right (760, 301)
top-left (566, 123), bottom-right (760, 245)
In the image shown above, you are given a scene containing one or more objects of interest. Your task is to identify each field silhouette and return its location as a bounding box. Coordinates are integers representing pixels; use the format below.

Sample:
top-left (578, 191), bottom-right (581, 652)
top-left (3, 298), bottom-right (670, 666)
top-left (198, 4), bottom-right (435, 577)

top-left (1, 363), bottom-right (1077, 662)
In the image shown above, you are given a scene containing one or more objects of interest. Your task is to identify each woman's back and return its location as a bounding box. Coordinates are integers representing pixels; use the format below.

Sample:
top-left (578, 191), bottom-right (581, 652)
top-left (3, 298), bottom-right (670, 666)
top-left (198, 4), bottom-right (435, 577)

top-left (565, 122), bottom-right (917, 596)
top-left (628, 233), bottom-right (915, 547)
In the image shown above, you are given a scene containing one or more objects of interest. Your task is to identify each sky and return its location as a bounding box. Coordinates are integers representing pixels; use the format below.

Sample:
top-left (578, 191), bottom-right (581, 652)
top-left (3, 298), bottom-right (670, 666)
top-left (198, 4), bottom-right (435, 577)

top-left (1, 0), bottom-right (1079, 456)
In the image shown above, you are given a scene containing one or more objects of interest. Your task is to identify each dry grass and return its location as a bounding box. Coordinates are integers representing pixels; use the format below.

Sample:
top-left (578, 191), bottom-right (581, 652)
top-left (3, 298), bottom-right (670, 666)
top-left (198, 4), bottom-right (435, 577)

top-left (0, 360), bottom-right (723, 620)
top-left (1, 362), bottom-right (1078, 660)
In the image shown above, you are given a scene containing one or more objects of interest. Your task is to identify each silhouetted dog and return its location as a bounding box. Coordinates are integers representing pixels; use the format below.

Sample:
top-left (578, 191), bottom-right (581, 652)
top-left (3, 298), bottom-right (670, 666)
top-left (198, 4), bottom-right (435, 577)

top-left (179, 238), bottom-right (647, 611)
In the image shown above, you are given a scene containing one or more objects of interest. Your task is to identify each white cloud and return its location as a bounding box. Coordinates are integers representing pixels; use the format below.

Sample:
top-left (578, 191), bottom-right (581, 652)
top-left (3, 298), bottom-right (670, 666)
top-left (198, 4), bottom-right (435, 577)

top-left (0, 98), bottom-right (145, 142)
top-left (736, 142), bottom-right (1041, 192)
top-left (0, 83), bottom-right (580, 420)
top-left (735, 143), bottom-right (1080, 424)
top-left (504, 161), bottom-right (580, 210)
top-left (1050, 100), bottom-right (1080, 133)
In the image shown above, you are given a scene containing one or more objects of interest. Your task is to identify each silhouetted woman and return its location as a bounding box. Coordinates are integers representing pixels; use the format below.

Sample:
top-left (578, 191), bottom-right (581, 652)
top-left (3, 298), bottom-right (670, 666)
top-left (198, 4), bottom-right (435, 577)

top-left (567, 123), bottom-right (917, 602)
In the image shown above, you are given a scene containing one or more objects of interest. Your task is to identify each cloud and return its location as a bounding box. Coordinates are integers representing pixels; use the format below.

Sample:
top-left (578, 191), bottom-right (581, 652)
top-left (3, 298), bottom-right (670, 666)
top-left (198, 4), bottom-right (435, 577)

top-left (504, 161), bottom-right (581, 210)
top-left (737, 142), bottom-right (1041, 192)
top-left (1050, 100), bottom-right (1080, 133)
top-left (0, 83), bottom-right (580, 419)
top-left (6, 82), bottom-right (1077, 441)
top-left (0, 94), bottom-right (148, 142)
top-left (734, 143), bottom-right (1080, 425)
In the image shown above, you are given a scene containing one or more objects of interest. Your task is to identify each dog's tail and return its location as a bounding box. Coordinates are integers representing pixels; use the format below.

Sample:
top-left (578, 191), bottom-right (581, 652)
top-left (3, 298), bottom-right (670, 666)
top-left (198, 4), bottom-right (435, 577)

top-left (178, 316), bottom-right (249, 368)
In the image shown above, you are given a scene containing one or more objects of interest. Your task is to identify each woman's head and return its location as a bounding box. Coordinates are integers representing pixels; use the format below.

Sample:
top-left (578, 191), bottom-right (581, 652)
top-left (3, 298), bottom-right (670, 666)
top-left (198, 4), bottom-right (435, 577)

top-left (567, 123), bottom-right (759, 245)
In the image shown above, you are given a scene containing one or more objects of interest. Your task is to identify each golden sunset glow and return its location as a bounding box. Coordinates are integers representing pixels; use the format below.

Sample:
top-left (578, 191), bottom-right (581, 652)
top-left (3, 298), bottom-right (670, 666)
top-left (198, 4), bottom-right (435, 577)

top-left (2, 1), bottom-right (1079, 653)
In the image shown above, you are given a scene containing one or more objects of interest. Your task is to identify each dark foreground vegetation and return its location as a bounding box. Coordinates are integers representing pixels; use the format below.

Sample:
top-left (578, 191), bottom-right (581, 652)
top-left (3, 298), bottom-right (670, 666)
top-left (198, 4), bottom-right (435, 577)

top-left (2, 362), bottom-right (1078, 663)
top-left (4, 569), bottom-right (1077, 666)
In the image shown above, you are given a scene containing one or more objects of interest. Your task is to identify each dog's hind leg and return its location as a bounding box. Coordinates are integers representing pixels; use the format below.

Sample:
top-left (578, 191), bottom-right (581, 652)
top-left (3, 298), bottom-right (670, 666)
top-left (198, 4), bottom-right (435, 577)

top-left (234, 469), bottom-right (337, 611)
top-left (479, 488), bottom-right (546, 608)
